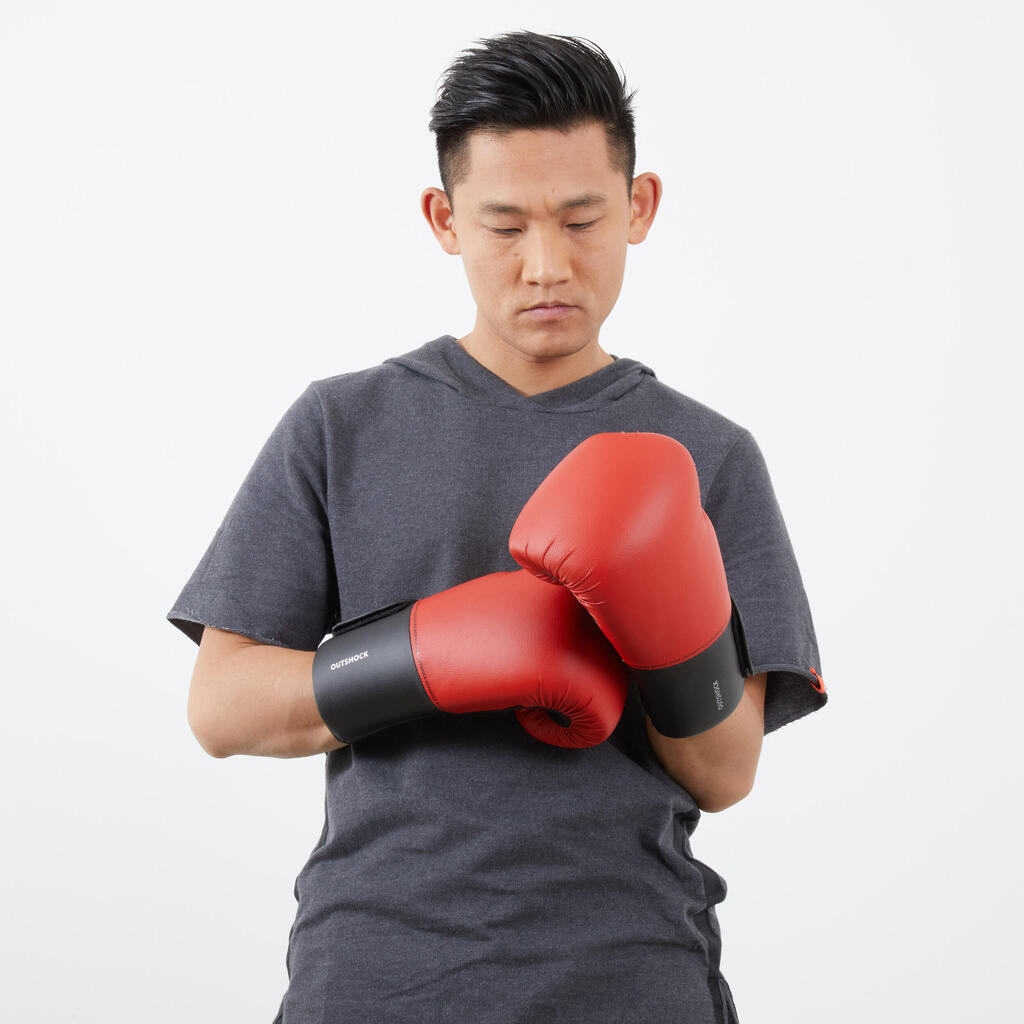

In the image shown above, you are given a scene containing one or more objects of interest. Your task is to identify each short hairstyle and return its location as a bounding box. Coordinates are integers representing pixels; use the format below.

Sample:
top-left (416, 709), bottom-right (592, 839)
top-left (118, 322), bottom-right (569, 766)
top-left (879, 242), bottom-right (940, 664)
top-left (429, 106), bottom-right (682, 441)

top-left (428, 30), bottom-right (638, 216)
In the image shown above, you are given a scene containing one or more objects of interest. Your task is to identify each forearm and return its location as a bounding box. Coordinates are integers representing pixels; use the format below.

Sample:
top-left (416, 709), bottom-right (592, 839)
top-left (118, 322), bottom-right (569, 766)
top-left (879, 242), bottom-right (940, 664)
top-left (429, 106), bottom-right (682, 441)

top-left (644, 673), bottom-right (766, 812)
top-left (193, 644), bottom-right (345, 759)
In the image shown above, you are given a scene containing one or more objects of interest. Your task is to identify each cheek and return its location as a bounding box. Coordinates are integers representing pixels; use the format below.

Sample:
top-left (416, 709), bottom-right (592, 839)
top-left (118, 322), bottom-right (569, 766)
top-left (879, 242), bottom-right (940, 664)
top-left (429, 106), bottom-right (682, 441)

top-left (573, 245), bottom-right (614, 281)
top-left (462, 248), bottom-right (500, 281)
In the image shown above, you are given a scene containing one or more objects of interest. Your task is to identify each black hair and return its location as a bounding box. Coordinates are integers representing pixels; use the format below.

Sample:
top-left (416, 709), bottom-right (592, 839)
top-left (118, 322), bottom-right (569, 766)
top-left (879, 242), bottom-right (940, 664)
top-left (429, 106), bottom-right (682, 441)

top-left (428, 30), bottom-right (638, 216)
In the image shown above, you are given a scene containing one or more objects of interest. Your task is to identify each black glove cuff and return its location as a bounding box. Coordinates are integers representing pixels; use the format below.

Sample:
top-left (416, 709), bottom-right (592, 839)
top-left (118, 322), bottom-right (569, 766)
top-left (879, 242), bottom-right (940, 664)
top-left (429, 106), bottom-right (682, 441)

top-left (312, 598), bottom-right (435, 744)
top-left (632, 597), bottom-right (754, 739)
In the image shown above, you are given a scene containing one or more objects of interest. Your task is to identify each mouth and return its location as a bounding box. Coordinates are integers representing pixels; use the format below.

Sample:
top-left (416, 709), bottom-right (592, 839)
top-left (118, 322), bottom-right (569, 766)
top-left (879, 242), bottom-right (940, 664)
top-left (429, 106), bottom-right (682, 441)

top-left (524, 304), bottom-right (576, 321)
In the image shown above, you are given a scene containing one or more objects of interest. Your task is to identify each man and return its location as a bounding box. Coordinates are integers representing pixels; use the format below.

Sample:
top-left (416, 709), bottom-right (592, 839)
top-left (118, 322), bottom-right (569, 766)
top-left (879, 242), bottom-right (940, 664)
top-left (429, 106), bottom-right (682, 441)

top-left (168, 30), bottom-right (827, 1024)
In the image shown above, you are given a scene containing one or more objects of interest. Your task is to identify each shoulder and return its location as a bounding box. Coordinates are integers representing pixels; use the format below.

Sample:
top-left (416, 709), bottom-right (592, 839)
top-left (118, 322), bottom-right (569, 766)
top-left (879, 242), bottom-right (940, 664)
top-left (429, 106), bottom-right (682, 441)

top-left (310, 360), bottom-right (400, 399)
top-left (634, 376), bottom-right (755, 503)
top-left (308, 359), bottom-right (419, 415)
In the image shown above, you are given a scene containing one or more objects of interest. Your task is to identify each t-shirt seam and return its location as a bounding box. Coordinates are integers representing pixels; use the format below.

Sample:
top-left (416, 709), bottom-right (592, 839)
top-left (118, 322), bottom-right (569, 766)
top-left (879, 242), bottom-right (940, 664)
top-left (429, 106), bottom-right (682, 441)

top-left (168, 609), bottom-right (295, 650)
top-left (449, 373), bottom-right (644, 413)
top-left (389, 344), bottom-right (649, 414)
top-left (436, 388), bottom-right (642, 414)
top-left (704, 426), bottom-right (752, 507)
top-left (304, 381), bottom-right (341, 629)
top-left (305, 380), bottom-right (333, 523)
top-left (751, 662), bottom-right (819, 681)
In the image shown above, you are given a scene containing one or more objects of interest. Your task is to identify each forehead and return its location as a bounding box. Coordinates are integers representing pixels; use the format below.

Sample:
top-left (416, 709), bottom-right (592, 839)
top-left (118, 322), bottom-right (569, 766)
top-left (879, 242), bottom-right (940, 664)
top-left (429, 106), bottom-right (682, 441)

top-left (462, 123), bottom-right (617, 212)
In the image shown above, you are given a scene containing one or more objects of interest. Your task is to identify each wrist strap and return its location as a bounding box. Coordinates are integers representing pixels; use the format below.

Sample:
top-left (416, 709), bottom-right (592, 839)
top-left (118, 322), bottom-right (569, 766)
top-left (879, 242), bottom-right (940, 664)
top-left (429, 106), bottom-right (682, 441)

top-left (632, 597), bottom-right (754, 738)
top-left (312, 598), bottom-right (435, 744)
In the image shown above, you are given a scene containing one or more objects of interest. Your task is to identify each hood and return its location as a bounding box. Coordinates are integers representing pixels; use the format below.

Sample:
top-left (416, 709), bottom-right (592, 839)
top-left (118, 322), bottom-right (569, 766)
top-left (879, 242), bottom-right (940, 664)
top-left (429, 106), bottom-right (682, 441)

top-left (384, 334), bottom-right (656, 415)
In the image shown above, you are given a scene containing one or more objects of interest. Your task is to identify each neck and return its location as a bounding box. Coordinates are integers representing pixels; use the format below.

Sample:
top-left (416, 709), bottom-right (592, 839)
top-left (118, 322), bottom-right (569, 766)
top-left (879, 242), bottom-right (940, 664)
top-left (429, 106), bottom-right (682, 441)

top-left (456, 330), bottom-right (614, 397)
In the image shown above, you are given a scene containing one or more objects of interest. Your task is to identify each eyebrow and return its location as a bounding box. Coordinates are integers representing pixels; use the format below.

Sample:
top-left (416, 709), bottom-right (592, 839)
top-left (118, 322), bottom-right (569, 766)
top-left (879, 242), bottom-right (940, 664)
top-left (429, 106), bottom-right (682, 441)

top-left (475, 191), bottom-right (609, 216)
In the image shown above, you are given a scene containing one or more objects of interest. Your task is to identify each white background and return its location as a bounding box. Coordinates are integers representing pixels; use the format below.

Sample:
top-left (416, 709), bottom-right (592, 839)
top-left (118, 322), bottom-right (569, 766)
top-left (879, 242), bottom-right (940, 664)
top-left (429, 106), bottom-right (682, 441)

top-left (2, 2), bottom-right (1021, 1020)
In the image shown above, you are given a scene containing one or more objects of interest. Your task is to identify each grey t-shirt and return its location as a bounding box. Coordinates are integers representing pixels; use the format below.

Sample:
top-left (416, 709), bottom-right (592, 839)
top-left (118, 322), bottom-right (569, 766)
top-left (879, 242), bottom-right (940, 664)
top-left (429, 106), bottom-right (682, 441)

top-left (168, 334), bottom-right (827, 1024)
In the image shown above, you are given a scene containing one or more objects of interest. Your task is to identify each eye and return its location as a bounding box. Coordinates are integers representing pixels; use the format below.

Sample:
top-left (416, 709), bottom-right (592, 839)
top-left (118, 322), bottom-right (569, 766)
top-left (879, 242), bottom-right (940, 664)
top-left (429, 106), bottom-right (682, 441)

top-left (489, 220), bottom-right (598, 235)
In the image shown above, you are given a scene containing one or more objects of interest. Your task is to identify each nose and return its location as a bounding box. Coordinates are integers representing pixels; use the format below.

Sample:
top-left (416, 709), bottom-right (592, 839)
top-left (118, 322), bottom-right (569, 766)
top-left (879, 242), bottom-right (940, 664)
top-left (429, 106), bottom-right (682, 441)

top-left (519, 225), bottom-right (572, 287)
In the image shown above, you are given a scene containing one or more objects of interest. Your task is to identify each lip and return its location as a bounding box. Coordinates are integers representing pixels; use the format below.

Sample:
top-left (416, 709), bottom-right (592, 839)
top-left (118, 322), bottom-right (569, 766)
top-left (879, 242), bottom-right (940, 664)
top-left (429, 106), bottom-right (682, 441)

top-left (524, 304), bottom-right (576, 321)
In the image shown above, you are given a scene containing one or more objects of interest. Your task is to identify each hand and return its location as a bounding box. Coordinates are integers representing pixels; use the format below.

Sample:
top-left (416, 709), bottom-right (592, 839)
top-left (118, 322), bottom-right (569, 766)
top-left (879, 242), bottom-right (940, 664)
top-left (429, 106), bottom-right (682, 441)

top-left (508, 432), bottom-right (751, 738)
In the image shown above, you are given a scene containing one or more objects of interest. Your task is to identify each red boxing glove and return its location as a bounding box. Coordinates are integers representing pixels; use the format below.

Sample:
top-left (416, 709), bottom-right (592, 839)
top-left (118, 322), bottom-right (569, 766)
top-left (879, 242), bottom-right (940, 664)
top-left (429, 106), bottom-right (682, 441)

top-left (312, 568), bottom-right (629, 749)
top-left (508, 432), bottom-right (753, 738)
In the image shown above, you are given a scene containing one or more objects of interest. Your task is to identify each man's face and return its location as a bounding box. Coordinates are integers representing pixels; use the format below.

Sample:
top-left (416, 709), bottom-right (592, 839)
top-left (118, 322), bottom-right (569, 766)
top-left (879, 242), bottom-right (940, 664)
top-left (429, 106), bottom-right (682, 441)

top-left (423, 121), bottom-right (659, 362)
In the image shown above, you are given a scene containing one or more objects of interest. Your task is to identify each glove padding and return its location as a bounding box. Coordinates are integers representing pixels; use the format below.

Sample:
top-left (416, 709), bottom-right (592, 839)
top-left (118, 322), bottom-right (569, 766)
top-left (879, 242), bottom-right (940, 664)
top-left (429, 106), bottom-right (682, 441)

top-left (509, 432), bottom-right (752, 738)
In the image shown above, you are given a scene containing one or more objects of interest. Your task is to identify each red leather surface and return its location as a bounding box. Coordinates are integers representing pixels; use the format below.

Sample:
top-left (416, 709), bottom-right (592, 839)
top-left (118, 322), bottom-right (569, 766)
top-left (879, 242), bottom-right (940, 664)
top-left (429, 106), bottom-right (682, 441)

top-left (410, 569), bottom-right (630, 748)
top-left (509, 432), bottom-right (732, 670)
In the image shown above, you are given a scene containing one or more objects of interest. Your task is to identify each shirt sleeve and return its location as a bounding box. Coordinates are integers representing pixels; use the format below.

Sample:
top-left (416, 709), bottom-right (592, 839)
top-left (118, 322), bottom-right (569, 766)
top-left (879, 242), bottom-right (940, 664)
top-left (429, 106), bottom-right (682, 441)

top-left (166, 381), bottom-right (339, 651)
top-left (703, 428), bottom-right (828, 735)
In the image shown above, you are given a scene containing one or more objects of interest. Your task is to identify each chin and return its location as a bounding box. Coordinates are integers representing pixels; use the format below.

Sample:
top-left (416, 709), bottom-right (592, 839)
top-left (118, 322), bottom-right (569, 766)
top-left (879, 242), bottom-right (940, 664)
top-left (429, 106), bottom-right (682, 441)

top-left (518, 339), bottom-right (578, 360)
top-left (511, 326), bottom-right (590, 358)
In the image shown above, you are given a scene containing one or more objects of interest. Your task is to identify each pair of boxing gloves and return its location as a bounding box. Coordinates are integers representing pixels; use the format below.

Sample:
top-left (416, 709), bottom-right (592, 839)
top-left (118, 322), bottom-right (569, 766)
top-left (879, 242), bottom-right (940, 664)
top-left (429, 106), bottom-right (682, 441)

top-left (311, 432), bottom-right (754, 749)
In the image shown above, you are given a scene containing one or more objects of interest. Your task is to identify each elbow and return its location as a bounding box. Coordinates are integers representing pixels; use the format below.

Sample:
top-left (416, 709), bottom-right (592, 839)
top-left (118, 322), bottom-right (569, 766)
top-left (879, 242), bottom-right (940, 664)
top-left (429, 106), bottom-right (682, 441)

top-left (187, 685), bottom-right (232, 759)
top-left (696, 774), bottom-right (756, 814)
top-left (188, 711), bottom-right (230, 759)
top-left (199, 735), bottom-right (231, 759)
top-left (698, 793), bottom-right (741, 813)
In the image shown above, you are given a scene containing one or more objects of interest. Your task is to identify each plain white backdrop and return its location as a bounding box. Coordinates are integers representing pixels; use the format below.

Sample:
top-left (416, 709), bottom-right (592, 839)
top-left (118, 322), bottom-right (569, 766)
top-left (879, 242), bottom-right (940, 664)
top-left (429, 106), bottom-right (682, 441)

top-left (2, 2), bottom-right (1021, 1020)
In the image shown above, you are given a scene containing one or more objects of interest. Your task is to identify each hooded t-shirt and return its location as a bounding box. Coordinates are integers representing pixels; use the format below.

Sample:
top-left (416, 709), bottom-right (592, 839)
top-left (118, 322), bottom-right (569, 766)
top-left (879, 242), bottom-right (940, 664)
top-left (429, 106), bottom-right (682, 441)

top-left (167, 333), bottom-right (827, 1024)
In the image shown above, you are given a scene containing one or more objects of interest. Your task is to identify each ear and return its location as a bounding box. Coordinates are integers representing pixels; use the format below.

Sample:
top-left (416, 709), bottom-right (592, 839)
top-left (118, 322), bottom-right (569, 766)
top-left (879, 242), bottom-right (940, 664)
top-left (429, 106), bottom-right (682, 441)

top-left (627, 171), bottom-right (663, 244)
top-left (420, 187), bottom-right (460, 255)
